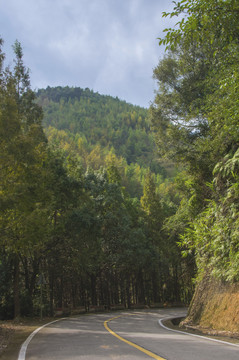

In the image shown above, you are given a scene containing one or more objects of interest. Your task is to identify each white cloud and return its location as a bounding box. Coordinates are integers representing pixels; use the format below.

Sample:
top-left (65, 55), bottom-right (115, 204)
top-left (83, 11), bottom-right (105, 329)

top-left (0, 0), bottom-right (177, 107)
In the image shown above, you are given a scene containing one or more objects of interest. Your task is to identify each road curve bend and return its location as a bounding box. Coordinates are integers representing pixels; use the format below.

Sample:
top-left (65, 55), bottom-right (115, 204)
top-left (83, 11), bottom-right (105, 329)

top-left (18, 308), bottom-right (239, 360)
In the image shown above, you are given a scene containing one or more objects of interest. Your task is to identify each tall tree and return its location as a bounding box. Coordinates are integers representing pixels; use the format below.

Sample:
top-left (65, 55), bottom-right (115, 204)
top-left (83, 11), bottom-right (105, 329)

top-left (0, 39), bottom-right (48, 318)
top-left (150, 0), bottom-right (239, 282)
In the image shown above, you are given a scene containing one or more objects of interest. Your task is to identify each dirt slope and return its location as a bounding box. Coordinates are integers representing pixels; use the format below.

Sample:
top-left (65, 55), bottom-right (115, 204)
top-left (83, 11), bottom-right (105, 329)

top-left (183, 275), bottom-right (239, 337)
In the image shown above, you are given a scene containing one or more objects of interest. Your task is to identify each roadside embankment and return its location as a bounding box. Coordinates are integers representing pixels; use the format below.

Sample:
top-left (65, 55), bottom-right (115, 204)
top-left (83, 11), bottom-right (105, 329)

top-left (181, 275), bottom-right (239, 338)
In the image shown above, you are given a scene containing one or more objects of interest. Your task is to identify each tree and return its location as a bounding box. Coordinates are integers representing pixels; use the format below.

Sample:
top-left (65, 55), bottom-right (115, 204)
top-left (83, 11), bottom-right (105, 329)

top-left (0, 39), bottom-right (48, 318)
top-left (152, 0), bottom-right (238, 166)
top-left (151, 0), bottom-right (239, 282)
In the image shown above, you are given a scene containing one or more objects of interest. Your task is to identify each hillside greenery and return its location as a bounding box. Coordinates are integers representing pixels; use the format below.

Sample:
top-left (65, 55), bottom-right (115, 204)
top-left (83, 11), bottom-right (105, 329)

top-left (37, 86), bottom-right (162, 170)
top-left (151, 0), bottom-right (239, 282)
top-left (36, 85), bottom-right (174, 200)
top-left (0, 40), bottom-right (192, 320)
top-left (0, 0), bottom-right (238, 322)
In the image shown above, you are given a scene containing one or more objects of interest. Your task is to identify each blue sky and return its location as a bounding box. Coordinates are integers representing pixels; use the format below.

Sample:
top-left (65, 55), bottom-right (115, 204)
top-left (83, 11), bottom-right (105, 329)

top-left (0, 0), bottom-right (177, 108)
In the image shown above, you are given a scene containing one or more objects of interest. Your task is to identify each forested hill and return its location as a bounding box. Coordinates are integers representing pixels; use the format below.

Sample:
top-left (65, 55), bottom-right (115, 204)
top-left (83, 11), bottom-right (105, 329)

top-left (1, 0), bottom-right (238, 335)
top-left (2, 34), bottom-right (188, 323)
top-left (36, 86), bottom-right (161, 172)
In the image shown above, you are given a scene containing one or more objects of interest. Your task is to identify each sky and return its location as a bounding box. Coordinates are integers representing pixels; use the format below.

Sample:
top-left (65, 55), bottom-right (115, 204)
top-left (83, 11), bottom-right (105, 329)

top-left (0, 0), bottom-right (177, 108)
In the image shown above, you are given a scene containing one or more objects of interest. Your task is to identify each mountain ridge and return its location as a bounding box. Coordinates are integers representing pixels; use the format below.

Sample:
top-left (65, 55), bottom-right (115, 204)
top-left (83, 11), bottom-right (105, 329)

top-left (36, 85), bottom-right (168, 178)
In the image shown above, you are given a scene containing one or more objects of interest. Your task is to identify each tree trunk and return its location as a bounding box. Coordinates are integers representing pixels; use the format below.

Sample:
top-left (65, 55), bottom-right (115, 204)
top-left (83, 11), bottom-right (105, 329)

top-left (14, 255), bottom-right (20, 319)
top-left (49, 266), bottom-right (54, 316)
top-left (91, 274), bottom-right (97, 305)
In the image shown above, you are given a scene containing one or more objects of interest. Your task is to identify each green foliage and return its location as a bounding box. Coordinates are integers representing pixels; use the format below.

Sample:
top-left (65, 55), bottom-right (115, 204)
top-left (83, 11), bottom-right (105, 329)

top-left (0, 40), bottom-right (51, 318)
top-left (152, 0), bottom-right (239, 282)
top-left (159, 0), bottom-right (239, 53)
top-left (0, 37), bottom-right (191, 319)
top-left (37, 86), bottom-right (154, 166)
top-left (181, 149), bottom-right (239, 281)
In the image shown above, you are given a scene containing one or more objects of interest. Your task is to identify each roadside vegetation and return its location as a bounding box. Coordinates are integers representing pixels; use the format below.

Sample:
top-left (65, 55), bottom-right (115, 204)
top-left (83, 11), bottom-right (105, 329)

top-left (0, 40), bottom-right (192, 323)
top-left (0, 1), bottom-right (238, 354)
top-left (150, 0), bottom-right (239, 328)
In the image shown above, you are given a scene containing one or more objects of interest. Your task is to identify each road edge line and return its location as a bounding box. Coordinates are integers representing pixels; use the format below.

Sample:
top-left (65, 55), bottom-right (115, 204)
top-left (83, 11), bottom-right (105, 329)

top-left (158, 318), bottom-right (239, 348)
top-left (18, 318), bottom-right (66, 360)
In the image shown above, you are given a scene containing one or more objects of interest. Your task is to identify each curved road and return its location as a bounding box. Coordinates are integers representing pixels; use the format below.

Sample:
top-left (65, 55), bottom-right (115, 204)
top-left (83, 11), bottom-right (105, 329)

top-left (20, 308), bottom-right (239, 360)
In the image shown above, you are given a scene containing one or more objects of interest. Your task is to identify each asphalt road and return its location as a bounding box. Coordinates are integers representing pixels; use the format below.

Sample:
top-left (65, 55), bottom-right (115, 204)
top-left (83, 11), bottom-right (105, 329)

top-left (21, 308), bottom-right (239, 360)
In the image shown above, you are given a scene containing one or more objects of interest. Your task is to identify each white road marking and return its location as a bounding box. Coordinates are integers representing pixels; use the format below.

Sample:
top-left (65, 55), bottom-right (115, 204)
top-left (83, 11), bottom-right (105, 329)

top-left (158, 318), bottom-right (239, 348)
top-left (18, 318), bottom-right (66, 360)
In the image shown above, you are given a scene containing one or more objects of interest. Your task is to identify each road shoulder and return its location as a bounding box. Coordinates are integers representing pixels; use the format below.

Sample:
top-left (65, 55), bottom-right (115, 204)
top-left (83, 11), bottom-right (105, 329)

top-left (161, 317), bottom-right (239, 346)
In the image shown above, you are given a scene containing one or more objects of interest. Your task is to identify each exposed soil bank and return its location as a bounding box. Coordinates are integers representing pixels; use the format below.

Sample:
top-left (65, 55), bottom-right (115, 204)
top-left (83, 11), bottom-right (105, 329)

top-left (182, 275), bottom-right (239, 338)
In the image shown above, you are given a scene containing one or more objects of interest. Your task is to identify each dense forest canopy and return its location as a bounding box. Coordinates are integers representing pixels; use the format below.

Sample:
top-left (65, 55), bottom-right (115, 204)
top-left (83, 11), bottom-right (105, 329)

top-left (36, 85), bottom-right (176, 199)
top-left (0, 40), bottom-right (191, 320)
top-left (0, 0), bottom-right (238, 321)
top-left (37, 86), bottom-right (160, 170)
top-left (150, 0), bottom-right (239, 281)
